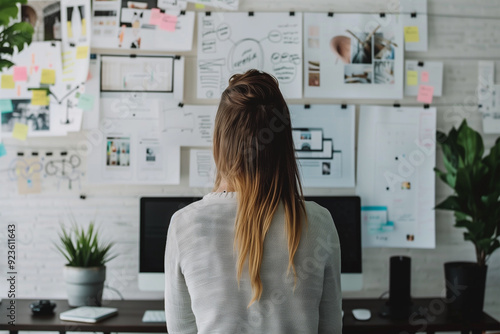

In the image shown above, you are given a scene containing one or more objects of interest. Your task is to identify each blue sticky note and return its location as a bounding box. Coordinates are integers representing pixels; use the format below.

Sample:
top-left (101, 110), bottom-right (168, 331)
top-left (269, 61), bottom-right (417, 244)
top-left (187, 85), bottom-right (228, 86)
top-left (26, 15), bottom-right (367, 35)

top-left (0, 142), bottom-right (7, 157)
top-left (0, 99), bottom-right (13, 113)
top-left (77, 93), bottom-right (95, 111)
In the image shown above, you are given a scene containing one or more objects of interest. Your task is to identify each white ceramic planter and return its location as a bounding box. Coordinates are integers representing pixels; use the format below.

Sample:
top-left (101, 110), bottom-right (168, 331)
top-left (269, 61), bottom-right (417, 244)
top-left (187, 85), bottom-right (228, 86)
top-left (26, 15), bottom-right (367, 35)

top-left (63, 266), bottom-right (106, 307)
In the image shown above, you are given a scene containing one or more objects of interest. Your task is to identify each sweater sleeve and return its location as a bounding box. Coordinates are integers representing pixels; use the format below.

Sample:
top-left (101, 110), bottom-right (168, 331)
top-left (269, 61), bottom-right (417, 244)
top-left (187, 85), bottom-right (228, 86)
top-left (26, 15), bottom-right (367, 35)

top-left (164, 214), bottom-right (198, 334)
top-left (318, 216), bottom-right (343, 334)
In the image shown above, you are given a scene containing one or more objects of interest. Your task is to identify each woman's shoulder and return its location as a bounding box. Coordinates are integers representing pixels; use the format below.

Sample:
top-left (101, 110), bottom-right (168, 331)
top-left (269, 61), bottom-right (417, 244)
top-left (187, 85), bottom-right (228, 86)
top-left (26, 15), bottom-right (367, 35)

top-left (303, 200), bottom-right (337, 237)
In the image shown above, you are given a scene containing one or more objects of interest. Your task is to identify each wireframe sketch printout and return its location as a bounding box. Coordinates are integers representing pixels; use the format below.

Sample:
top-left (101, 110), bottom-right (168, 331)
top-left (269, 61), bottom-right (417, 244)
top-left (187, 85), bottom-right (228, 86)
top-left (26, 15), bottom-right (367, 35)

top-left (289, 104), bottom-right (355, 188)
top-left (304, 13), bottom-right (404, 99)
top-left (197, 12), bottom-right (303, 99)
top-left (189, 149), bottom-right (216, 188)
top-left (357, 105), bottom-right (436, 248)
top-left (478, 61), bottom-right (500, 134)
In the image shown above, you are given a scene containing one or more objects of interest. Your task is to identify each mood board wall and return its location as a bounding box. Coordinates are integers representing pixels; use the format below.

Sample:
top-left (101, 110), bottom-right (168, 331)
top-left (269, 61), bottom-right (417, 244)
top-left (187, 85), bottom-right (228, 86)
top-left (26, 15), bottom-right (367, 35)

top-left (0, 0), bottom-right (499, 325)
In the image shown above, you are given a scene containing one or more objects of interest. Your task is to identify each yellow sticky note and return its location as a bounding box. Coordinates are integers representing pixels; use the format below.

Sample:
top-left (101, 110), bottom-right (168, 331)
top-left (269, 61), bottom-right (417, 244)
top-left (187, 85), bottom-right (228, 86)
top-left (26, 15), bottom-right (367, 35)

top-left (31, 90), bottom-right (49, 106)
top-left (1, 74), bottom-right (15, 89)
top-left (12, 123), bottom-right (28, 140)
top-left (76, 46), bottom-right (89, 60)
top-left (67, 21), bottom-right (73, 38)
top-left (407, 71), bottom-right (418, 86)
top-left (404, 26), bottom-right (420, 43)
top-left (195, 3), bottom-right (205, 8)
top-left (40, 69), bottom-right (56, 85)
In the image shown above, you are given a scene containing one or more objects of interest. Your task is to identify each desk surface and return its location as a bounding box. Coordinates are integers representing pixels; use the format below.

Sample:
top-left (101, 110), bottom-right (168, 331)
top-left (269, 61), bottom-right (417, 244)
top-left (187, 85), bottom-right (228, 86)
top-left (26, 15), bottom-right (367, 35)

top-left (1, 298), bottom-right (499, 333)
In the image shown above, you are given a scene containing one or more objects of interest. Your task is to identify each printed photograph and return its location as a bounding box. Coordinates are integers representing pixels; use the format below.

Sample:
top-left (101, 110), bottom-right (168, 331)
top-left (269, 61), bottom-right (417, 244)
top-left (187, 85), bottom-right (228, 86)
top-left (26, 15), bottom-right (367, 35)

top-left (1, 100), bottom-right (50, 132)
top-left (322, 162), bottom-right (331, 175)
top-left (344, 65), bottom-right (372, 84)
top-left (374, 61), bottom-right (394, 84)
top-left (374, 32), bottom-right (397, 60)
top-left (308, 60), bottom-right (320, 86)
top-left (106, 136), bottom-right (131, 167)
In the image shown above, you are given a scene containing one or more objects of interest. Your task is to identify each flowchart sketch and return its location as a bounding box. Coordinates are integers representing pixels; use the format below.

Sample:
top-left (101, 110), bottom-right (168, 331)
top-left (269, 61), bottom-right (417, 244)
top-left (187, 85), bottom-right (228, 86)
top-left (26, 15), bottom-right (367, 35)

top-left (197, 12), bottom-right (302, 99)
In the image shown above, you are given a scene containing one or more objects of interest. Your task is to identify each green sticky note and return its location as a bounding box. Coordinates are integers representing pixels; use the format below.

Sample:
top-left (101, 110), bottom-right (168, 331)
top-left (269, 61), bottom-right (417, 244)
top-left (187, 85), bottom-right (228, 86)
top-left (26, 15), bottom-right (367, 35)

top-left (0, 142), bottom-right (6, 157)
top-left (0, 99), bottom-right (13, 113)
top-left (77, 93), bottom-right (95, 111)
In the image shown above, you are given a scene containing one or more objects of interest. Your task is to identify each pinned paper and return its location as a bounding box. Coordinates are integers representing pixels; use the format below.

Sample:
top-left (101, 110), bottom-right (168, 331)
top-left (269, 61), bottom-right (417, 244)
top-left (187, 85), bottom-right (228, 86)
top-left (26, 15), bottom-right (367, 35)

top-left (0, 142), bottom-right (6, 158)
top-left (159, 14), bottom-right (177, 32)
top-left (0, 99), bottom-right (13, 113)
top-left (31, 90), bottom-right (49, 106)
top-left (407, 71), bottom-right (418, 86)
top-left (417, 85), bottom-right (434, 103)
top-left (1, 74), bottom-right (15, 89)
top-left (195, 3), bottom-right (205, 9)
top-left (76, 46), bottom-right (89, 59)
top-left (421, 71), bottom-right (429, 83)
top-left (404, 26), bottom-right (420, 43)
top-left (150, 8), bottom-right (162, 25)
top-left (40, 69), bottom-right (56, 85)
top-left (77, 93), bottom-right (95, 111)
top-left (12, 123), bottom-right (28, 140)
top-left (13, 66), bottom-right (28, 81)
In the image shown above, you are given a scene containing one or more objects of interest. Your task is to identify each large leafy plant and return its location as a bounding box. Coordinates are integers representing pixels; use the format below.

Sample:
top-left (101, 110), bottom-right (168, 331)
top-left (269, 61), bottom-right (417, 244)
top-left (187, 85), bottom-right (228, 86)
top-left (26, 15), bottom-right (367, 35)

top-left (0, 0), bottom-right (34, 71)
top-left (435, 119), bottom-right (500, 267)
top-left (54, 221), bottom-right (117, 267)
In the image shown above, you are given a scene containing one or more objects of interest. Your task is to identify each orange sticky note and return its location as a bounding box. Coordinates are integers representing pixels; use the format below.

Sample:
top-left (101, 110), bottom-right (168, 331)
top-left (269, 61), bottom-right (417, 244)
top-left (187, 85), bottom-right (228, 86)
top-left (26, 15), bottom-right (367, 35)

top-left (421, 71), bottom-right (429, 83)
top-left (150, 8), bottom-right (162, 25)
top-left (12, 123), bottom-right (28, 140)
top-left (404, 26), bottom-right (420, 43)
top-left (40, 69), bottom-right (56, 85)
top-left (417, 85), bottom-right (434, 104)
top-left (159, 14), bottom-right (177, 32)
top-left (13, 66), bottom-right (28, 81)
top-left (31, 90), bottom-right (49, 106)
top-left (1, 75), bottom-right (15, 89)
top-left (76, 46), bottom-right (89, 59)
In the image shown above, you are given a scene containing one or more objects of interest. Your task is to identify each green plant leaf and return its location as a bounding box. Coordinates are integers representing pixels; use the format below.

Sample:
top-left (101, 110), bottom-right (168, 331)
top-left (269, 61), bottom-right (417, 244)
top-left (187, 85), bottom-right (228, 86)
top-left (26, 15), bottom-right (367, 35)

top-left (457, 120), bottom-right (484, 167)
top-left (0, 0), bottom-right (19, 26)
top-left (435, 196), bottom-right (463, 212)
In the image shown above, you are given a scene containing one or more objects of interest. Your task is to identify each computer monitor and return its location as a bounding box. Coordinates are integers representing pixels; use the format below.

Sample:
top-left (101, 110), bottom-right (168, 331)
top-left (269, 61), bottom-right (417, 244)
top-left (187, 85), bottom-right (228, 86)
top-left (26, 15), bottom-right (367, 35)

top-left (139, 196), bottom-right (362, 292)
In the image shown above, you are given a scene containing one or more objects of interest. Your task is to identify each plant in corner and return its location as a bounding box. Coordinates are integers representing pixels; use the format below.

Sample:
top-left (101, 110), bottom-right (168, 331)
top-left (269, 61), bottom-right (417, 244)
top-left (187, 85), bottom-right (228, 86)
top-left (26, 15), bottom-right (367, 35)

top-left (54, 220), bottom-right (117, 307)
top-left (0, 0), bottom-right (34, 71)
top-left (434, 119), bottom-right (500, 318)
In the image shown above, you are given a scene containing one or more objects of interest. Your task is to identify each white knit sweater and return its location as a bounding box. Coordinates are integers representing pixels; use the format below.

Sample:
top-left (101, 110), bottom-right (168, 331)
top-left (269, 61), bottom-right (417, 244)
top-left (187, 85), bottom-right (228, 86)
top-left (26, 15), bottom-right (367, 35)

top-left (164, 192), bottom-right (342, 334)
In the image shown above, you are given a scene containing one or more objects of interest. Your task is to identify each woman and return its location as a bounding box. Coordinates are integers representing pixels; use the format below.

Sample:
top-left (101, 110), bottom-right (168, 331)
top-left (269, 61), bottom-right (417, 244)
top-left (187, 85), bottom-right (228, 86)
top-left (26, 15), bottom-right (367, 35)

top-left (165, 70), bottom-right (342, 333)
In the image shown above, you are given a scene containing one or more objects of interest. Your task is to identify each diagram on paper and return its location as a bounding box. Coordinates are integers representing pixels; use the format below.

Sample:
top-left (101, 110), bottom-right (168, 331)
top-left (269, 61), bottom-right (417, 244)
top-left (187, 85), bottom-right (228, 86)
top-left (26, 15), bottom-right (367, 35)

top-left (197, 12), bottom-right (303, 99)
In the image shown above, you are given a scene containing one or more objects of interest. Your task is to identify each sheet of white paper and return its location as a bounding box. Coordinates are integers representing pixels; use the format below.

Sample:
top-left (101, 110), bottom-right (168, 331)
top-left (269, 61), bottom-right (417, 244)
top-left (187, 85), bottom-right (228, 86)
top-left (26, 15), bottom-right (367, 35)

top-left (357, 105), bottom-right (436, 248)
top-left (404, 61), bottom-right (443, 96)
top-left (482, 84), bottom-right (500, 134)
top-left (289, 104), bottom-right (355, 188)
top-left (400, 0), bottom-right (428, 52)
top-left (477, 61), bottom-right (500, 133)
top-left (197, 12), bottom-right (303, 99)
top-left (304, 13), bottom-right (404, 99)
top-left (91, 0), bottom-right (195, 52)
top-left (163, 104), bottom-right (217, 147)
top-left (189, 149), bottom-right (216, 188)
top-left (399, 0), bottom-right (427, 13)
top-left (188, 0), bottom-right (238, 10)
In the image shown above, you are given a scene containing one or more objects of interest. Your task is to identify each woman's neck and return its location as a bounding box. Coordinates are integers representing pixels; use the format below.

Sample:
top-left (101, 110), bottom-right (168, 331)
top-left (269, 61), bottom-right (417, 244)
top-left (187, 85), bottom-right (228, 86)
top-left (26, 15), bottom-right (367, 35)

top-left (215, 178), bottom-right (235, 193)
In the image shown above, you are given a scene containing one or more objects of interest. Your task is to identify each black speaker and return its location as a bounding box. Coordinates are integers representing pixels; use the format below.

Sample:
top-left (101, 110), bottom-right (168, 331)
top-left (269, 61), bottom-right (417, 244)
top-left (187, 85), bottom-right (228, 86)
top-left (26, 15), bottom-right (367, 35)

top-left (380, 256), bottom-right (416, 319)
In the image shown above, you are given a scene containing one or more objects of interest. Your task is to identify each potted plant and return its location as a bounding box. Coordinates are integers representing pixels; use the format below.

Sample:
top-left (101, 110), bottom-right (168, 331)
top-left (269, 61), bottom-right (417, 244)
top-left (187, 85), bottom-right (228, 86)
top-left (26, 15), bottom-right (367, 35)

top-left (54, 220), bottom-right (117, 307)
top-left (434, 119), bottom-right (500, 318)
top-left (1, 0), bottom-right (34, 71)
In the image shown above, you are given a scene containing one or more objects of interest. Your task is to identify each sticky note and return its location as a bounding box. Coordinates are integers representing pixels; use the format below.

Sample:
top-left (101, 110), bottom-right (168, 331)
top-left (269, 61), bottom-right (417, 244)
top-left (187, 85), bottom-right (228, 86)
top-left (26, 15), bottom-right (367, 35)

top-left (31, 90), bottom-right (49, 106)
top-left (195, 3), bottom-right (205, 9)
top-left (76, 46), bottom-right (89, 59)
top-left (12, 123), bottom-right (28, 140)
top-left (404, 26), bottom-right (420, 43)
top-left (40, 69), bottom-right (56, 85)
top-left (421, 71), bottom-right (429, 83)
top-left (0, 99), bottom-right (13, 113)
top-left (417, 85), bottom-right (434, 104)
top-left (150, 8), bottom-right (162, 25)
top-left (159, 14), bottom-right (177, 32)
top-left (1, 74), bottom-right (15, 89)
top-left (13, 66), bottom-right (28, 81)
top-left (77, 93), bottom-right (95, 111)
top-left (407, 71), bottom-right (418, 86)
top-left (0, 142), bottom-right (6, 158)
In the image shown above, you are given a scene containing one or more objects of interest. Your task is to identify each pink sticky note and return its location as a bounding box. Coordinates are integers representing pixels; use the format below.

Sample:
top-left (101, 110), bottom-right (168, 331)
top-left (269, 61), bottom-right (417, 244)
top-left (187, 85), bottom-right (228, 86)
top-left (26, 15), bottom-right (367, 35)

top-left (159, 14), bottom-right (177, 32)
top-left (417, 85), bottom-right (434, 104)
top-left (150, 8), bottom-right (162, 25)
top-left (421, 71), bottom-right (429, 83)
top-left (13, 66), bottom-right (27, 81)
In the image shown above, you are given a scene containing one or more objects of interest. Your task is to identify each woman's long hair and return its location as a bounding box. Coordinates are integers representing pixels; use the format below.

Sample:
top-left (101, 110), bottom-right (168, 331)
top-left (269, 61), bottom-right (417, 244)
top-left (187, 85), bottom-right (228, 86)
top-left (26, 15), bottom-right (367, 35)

top-left (212, 69), bottom-right (306, 306)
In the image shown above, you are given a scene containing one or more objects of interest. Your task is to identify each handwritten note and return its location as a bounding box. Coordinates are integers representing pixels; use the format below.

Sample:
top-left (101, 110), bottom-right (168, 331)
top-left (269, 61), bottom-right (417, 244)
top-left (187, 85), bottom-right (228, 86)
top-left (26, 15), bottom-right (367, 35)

top-left (159, 14), bottom-right (177, 32)
top-left (40, 69), bottom-right (56, 85)
top-left (31, 90), bottom-right (49, 106)
top-left (12, 123), bottom-right (28, 140)
top-left (1, 75), bottom-right (15, 89)
top-left (404, 26), bottom-right (420, 43)
top-left (150, 8), bottom-right (162, 25)
top-left (0, 142), bottom-right (6, 158)
top-left (417, 85), bottom-right (434, 104)
top-left (0, 99), bottom-right (13, 113)
top-left (421, 71), bottom-right (429, 83)
top-left (77, 93), bottom-right (95, 111)
top-left (407, 71), bottom-right (418, 86)
top-left (13, 66), bottom-right (28, 81)
top-left (76, 46), bottom-right (89, 59)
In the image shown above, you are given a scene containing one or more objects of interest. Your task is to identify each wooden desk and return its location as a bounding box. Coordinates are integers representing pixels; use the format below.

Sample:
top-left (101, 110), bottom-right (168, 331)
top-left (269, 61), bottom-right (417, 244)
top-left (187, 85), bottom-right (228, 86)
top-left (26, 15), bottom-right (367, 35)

top-left (1, 298), bottom-right (499, 334)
